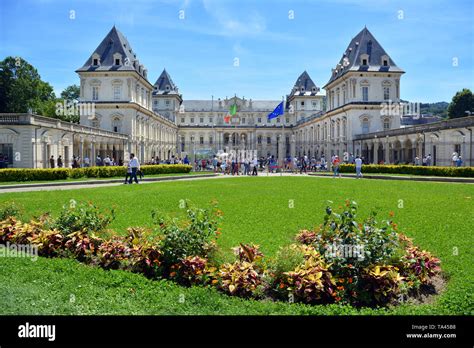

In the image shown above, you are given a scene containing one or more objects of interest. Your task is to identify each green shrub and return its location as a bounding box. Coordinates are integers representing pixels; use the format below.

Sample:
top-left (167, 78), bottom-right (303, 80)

top-left (152, 200), bottom-right (222, 268)
top-left (0, 168), bottom-right (70, 182)
top-left (0, 164), bottom-right (192, 182)
top-left (0, 201), bottom-right (22, 220)
top-left (48, 200), bottom-right (115, 235)
top-left (339, 164), bottom-right (474, 177)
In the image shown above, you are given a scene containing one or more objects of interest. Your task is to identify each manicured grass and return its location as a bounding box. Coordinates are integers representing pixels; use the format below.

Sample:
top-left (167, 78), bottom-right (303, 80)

top-left (1, 176), bottom-right (473, 315)
top-left (0, 171), bottom-right (210, 186)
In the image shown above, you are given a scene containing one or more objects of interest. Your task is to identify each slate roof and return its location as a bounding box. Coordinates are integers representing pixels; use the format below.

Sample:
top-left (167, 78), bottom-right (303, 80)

top-left (152, 69), bottom-right (179, 95)
top-left (324, 27), bottom-right (404, 87)
top-left (289, 71), bottom-right (321, 97)
top-left (76, 26), bottom-right (149, 79)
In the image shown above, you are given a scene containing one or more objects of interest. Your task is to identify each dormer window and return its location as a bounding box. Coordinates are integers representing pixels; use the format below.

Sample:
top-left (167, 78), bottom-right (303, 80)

top-left (312, 87), bottom-right (316, 92)
top-left (166, 85), bottom-right (170, 91)
top-left (113, 53), bottom-right (122, 66)
top-left (92, 53), bottom-right (100, 66)
top-left (383, 60), bottom-right (388, 66)
top-left (300, 87), bottom-right (305, 92)
top-left (360, 53), bottom-right (369, 66)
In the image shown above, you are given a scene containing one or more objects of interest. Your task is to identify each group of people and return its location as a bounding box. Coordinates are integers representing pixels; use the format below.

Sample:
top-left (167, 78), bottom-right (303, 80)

top-left (414, 154), bottom-right (433, 166)
top-left (451, 152), bottom-right (464, 167)
top-left (208, 157), bottom-right (260, 176)
top-left (49, 155), bottom-right (63, 168)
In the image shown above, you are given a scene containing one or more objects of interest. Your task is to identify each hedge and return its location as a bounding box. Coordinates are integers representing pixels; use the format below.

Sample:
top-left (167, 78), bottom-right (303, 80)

top-left (339, 164), bottom-right (474, 178)
top-left (0, 164), bottom-right (192, 182)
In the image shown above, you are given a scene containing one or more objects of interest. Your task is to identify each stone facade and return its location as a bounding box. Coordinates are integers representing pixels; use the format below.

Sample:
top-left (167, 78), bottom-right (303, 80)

top-left (0, 26), bottom-right (472, 168)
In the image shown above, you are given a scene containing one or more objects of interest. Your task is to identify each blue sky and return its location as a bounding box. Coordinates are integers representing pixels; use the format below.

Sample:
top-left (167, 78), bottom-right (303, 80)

top-left (0, 0), bottom-right (473, 102)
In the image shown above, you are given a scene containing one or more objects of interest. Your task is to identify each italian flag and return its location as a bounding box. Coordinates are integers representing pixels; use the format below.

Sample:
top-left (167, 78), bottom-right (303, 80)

top-left (224, 103), bottom-right (237, 123)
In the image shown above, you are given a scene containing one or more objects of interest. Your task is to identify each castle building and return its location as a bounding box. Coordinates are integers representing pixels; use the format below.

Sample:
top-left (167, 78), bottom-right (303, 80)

top-left (0, 26), bottom-right (472, 168)
top-left (76, 26), bottom-right (178, 163)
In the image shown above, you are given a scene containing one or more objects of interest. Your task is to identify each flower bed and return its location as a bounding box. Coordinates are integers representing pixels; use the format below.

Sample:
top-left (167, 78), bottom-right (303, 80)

top-left (339, 164), bottom-right (473, 177)
top-left (0, 164), bottom-right (192, 182)
top-left (0, 200), bottom-right (442, 308)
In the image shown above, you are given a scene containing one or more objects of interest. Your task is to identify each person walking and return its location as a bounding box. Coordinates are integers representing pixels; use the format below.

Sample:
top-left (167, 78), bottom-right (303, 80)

top-left (355, 155), bottom-right (363, 179)
top-left (57, 155), bottom-right (63, 168)
top-left (452, 152), bottom-right (458, 167)
top-left (332, 155), bottom-right (341, 178)
top-left (128, 153), bottom-right (140, 184)
top-left (124, 162), bottom-right (132, 184)
top-left (49, 155), bottom-right (55, 168)
top-left (426, 154), bottom-right (432, 166)
top-left (456, 156), bottom-right (463, 167)
top-left (252, 157), bottom-right (258, 176)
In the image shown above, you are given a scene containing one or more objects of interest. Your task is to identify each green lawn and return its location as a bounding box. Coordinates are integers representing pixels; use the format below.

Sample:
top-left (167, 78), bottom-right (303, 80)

top-left (1, 176), bottom-right (473, 315)
top-left (0, 171), bottom-right (210, 186)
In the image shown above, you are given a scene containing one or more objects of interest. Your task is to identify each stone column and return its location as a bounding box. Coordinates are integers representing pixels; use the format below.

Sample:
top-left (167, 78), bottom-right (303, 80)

top-left (373, 141), bottom-right (379, 164)
top-left (90, 141), bottom-right (95, 166)
top-left (290, 134), bottom-right (296, 158)
top-left (79, 136), bottom-right (84, 166)
top-left (384, 141), bottom-right (390, 164)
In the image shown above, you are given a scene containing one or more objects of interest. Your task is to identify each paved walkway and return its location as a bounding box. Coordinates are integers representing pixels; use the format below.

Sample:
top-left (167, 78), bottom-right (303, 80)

top-left (0, 171), bottom-right (471, 193)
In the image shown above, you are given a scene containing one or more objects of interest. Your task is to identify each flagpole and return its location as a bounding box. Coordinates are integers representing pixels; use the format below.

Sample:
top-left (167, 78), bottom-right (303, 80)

top-left (281, 95), bottom-right (285, 174)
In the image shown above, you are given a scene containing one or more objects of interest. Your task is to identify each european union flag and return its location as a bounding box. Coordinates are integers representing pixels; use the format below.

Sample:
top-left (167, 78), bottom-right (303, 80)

top-left (267, 101), bottom-right (284, 120)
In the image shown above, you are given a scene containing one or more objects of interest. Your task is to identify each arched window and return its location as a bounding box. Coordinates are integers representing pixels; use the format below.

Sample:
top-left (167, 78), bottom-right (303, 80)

top-left (112, 117), bottom-right (122, 133)
top-left (362, 117), bottom-right (370, 134)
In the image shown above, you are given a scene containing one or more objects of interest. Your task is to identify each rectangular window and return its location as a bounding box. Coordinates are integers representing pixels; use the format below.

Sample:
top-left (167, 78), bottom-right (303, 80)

top-left (383, 87), bottom-right (390, 101)
top-left (93, 58), bottom-right (98, 66)
top-left (241, 117), bottom-right (246, 124)
top-left (190, 117), bottom-right (194, 123)
top-left (115, 58), bottom-right (120, 65)
top-left (257, 136), bottom-right (262, 144)
top-left (362, 87), bottom-right (368, 102)
top-left (165, 100), bottom-right (170, 105)
top-left (113, 86), bottom-right (121, 100)
top-left (181, 117), bottom-right (185, 123)
top-left (267, 136), bottom-right (271, 144)
top-left (276, 118), bottom-right (280, 123)
top-left (257, 117), bottom-right (262, 123)
top-left (209, 137), bottom-right (213, 144)
top-left (200, 117), bottom-right (204, 123)
top-left (301, 101), bottom-right (305, 106)
top-left (92, 86), bottom-right (99, 101)
top-left (209, 117), bottom-right (213, 123)
top-left (200, 136), bottom-right (204, 145)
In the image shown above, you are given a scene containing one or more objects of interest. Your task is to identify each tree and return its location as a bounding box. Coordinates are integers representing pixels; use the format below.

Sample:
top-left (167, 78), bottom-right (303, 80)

top-left (60, 84), bottom-right (80, 101)
top-left (447, 89), bottom-right (474, 119)
top-left (0, 56), bottom-right (56, 115)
